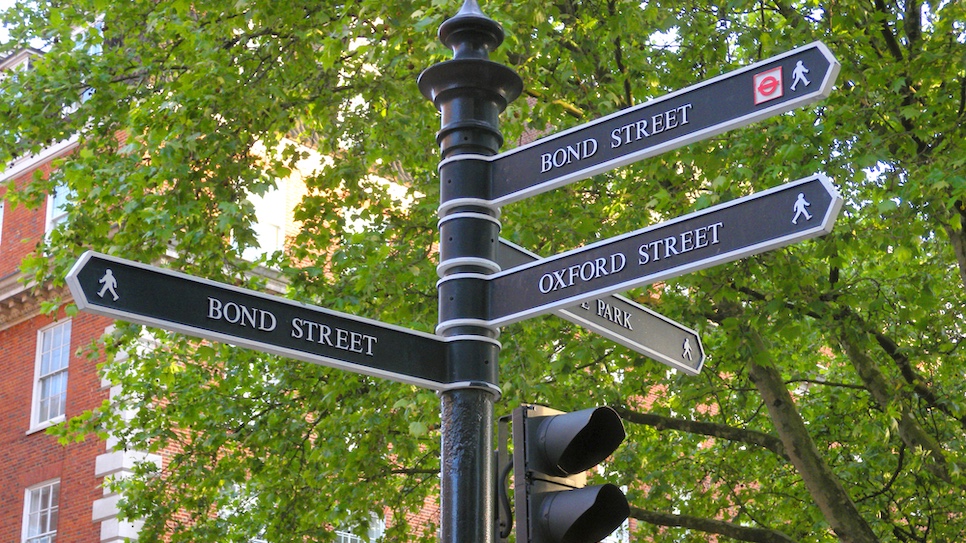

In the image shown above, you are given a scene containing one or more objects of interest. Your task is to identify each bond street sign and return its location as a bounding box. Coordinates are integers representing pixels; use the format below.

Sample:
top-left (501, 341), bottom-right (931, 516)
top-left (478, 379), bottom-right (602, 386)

top-left (497, 239), bottom-right (705, 374)
top-left (459, 42), bottom-right (839, 206)
top-left (487, 174), bottom-right (843, 326)
top-left (66, 252), bottom-right (456, 390)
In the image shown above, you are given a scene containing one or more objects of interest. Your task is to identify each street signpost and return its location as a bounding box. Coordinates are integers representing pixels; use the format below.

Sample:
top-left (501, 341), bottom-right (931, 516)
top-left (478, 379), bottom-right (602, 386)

top-left (65, 251), bottom-right (468, 391)
top-left (61, 6), bottom-right (844, 543)
top-left (487, 173), bottom-right (843, 326)
top-left (497, 239), bottom-right (705, 374)
top-left (438, 41), bottom-right (839, 206)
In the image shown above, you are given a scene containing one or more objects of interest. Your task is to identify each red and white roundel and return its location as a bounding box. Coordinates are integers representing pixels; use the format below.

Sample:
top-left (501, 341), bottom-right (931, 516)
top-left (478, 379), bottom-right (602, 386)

top-left (753, 66), bottom-right (784, 105)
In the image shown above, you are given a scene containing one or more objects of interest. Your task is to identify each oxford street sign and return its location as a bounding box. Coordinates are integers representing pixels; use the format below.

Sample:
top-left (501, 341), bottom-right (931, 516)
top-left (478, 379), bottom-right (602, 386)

top-left (487, 174), bottom-right (843, 326)
top-left (436, 41), bottom-right (840, 206)
top-left (496, 239), bottom-right (705, 374)
top-left (65, 251), bottom-right (498, 392)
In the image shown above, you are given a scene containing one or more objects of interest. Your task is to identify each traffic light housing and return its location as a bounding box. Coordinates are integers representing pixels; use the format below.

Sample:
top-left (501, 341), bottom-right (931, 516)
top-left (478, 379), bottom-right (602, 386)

top-left (512, 404), bottom-right (629, 543)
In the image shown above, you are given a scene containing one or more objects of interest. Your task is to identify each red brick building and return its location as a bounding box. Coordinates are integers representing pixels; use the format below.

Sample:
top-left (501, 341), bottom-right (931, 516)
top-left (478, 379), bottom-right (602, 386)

top-left (0, 47), bottom-right (439, 543)
top-left (0, 47), bottom-right (143, 542)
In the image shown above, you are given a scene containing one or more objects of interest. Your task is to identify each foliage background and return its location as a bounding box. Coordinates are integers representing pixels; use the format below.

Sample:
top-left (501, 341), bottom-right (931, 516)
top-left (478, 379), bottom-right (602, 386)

top-left (2, 0), bottom-right (965, 541)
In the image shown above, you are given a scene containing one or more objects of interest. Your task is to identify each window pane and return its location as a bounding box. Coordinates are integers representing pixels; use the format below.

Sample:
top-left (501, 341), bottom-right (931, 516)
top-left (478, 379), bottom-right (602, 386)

top-left (27, 509), bottom-right (40, 534)
top-left (36, 322), bottom-right (70, 423)
top-left (41, 331), bottom-right (52, 358)
top-left (51, 378), bottom-right (66, 418)
top-left (39, 322), bottom-right (71, 376)
top-left (51, 187), bottom-right (69, 214)
top-left (51, 324), bottom-right (63, 348)
top-left (49, 348), bottom-right (63, 373)
top-left (51, 374), bottom-right (65, 419)
top-left (39, 385), bottom-right (54, 421)
top-left (25, 481), bottom-right (59, 542)
top-left (39, 373), bottom-right (67, 421)
top-left (38, 397), bottom-right (49, 423)
top-left (335, 531), bottom-right (362, 543)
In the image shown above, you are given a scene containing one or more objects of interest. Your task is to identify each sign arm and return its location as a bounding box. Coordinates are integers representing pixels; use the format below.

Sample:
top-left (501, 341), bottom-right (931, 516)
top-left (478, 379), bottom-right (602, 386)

top-left (489, 174), bottom-right (843, 326)
top-left (476, 42), bottom-right (839, 206)
top-left (65, 251), bottom-right (483, 391)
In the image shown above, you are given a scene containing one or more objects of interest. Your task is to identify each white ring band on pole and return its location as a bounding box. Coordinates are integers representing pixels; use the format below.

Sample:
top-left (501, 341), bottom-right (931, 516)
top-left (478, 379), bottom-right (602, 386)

top-left (437, 257), bottom-right (501, 276)
top-left (437, 153), bottom-right (494, 170)
top-left (436, 272), bottom-right (491, 288)
top-left (438, 198), bottom-right (501, 217)
top-left (443, 334), bottom-right (502, 347)
top-left (437, 211), bottom-right (502, 229)
top-left (436, 318), bottom-right (497, 336)
top-left (437, 380), bottom-right (502, 399)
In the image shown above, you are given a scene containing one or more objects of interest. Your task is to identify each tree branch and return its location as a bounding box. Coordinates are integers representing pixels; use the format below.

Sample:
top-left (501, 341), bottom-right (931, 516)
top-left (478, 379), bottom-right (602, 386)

top-left (524, 89), bottom-right (585, 118)
top-left (613, 406), bottom-right (789, 461)
top-left (737, 282), bottom-right (966, 435)
top-left (607, 0), bottom-right (632, 108)
top-left (841, 306), bottom-right (966, 432)
top-left (769, 0), bottom-right (807, 29)
top-left (836, 327), bottom-right (953, 483)
top-left (630, 507), bottom-right (798, 543)
top-left (873, 0), bottom-right (904, 61)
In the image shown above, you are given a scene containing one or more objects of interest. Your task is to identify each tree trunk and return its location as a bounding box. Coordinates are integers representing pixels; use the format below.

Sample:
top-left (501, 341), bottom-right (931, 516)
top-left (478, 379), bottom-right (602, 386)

top-left (743, 325), bottom-right (880, 543)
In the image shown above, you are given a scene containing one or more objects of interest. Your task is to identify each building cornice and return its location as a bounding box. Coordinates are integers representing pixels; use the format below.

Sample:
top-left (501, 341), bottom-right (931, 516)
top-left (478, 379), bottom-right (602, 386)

top-left (0, 47), bottom-right (42, 71)
top-left (1, 135), bottom-right (80, 184)
top-left (0, 271), bottom-right (69, 331)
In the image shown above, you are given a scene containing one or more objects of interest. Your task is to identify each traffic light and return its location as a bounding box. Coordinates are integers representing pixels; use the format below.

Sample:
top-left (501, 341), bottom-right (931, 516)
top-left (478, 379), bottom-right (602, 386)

top-left (512, 404), bottom-right (629, 543)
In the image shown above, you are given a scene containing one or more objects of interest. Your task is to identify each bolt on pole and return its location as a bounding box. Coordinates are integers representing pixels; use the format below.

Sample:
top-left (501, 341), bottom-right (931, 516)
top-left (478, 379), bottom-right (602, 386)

top-left (418, 1), bottom-right (521, 543)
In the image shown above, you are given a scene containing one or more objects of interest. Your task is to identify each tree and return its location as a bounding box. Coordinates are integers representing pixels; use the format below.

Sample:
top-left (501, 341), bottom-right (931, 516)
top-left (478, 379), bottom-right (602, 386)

top-left (2, 0), bottom-right (965, 541)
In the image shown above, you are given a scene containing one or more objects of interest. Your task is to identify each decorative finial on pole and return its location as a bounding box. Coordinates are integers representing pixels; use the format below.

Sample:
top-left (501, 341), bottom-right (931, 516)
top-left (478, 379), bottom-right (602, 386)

top-left (438, 0), bottom-right (505, 58)
top-left (418, 1), bottom-right (522, 157)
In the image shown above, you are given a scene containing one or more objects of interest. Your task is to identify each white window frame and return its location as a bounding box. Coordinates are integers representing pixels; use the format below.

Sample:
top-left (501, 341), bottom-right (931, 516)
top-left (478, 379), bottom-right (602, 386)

top-left (30, 320), bottom-right (71, 432)
top-left (44, 183), bottom-right (72, 234)
top-left (0, 199), bottom-right (5, 250)
top-left (335, 531), bottom-right (363, 543)
top-left (242, 180), bottom-right (288, 262)
top-left (251, 515), bottom-right (384, 543)
top-left (22, 479), bottom-right (60, 543)
top-left (337, 514), bottom-right (385, 543)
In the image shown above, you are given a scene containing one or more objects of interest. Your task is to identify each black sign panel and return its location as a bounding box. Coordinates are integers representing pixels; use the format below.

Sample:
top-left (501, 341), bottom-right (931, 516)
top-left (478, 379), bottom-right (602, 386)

top-left (66, 252), bottom-right (451, 390)
top-left (497, 239), bottom-right (705, 374)
top-left (472, 42), bottom-right (839, 205)
top-left (488, 174), bottom-right (842, 325)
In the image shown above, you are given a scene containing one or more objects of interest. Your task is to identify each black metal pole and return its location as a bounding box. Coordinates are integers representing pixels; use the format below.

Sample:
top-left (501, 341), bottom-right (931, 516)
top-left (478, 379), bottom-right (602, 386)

top-left (418, 2), bottom-right (521, 543)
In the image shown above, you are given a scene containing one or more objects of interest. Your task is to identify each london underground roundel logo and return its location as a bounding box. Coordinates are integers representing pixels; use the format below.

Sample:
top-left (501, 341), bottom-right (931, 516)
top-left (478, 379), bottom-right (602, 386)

top-left (753, 66), bottom-right (784, 105)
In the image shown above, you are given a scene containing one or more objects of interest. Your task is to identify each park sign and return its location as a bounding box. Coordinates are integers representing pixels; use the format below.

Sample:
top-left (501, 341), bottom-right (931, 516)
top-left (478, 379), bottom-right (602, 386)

top-left (487, 174), bottom-right (843, 326)
top-left (452, 41), bottom-right (839, 206)
top-left (497, 239), bottom-right (705, 374)
top-left (65, 252), bottom-right (465, 391)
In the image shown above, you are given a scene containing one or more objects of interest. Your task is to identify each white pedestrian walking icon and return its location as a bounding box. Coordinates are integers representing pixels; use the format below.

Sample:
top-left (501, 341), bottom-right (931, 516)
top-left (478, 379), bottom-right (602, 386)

top-left (792, 192), bottom-right (812, 224)
top-left (790, 60), bottom-right (810, 91)
top-left (682, 337), bottom-right (693, 361)
top-left (98, 269), bottom-right (119, 301)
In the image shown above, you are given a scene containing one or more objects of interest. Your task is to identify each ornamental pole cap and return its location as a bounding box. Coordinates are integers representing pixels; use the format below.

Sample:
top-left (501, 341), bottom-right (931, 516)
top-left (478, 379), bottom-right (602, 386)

top-left (438, 0), bottom-right (505, 57)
